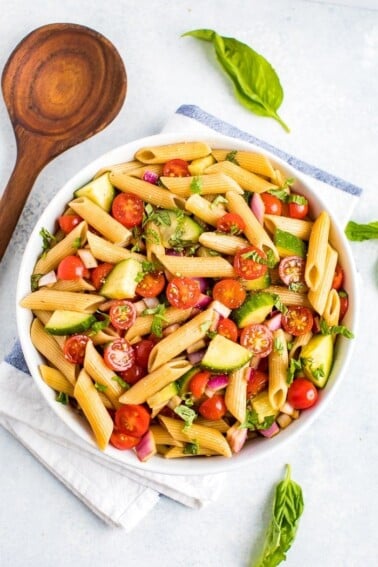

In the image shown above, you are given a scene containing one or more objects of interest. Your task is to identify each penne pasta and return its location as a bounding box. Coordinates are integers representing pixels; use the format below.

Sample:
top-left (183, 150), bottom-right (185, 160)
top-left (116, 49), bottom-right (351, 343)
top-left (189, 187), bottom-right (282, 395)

top-left (225, 367), bottom-right (248, 423)
top-left (87, 231), bottom-right (146, 263)
top-left (161, 173), bottom-right (243, 198)
top-left (125, 306), bottom-right (192, 341)
top-left (268, 329), bottom-right (289, 410)
top-left (305, 211), bottom-right (331, 291)
top-left (94, 160), bottom-right (141, 179)
top-left (308, 245), bottom-right (338, 315)
top-left (199, 232), bottom-right (248, 255)
top-left (185, 193), bottom-right (227, 226)
top-left (157, 254), bottom-right (235, 278)
top-left (149, 425), bottom-right (184, 447)
top-left (135, 141), bottom-right (211, 163)
top-left (84, 341), bottom-right (125, 409)
top-left (39, 365), bottom-right (75, 396)
top-left (110, 173), bottom-right (185, 210)
top-left (265, 286), bottom-right (312, 307)
top-left (126, 164), bottom-right (164, 178)
top-left (323, 289), bottom-right (341, 327)
top-left (163, 446), bottom-right (219, 458)
top-left (50, 278), bottom-right (96, 292)
top-left (289, 331), bottom-right (313, 359)
top-left (205, 160), bottom-right (278, 193)
top-left (211, 149), bottom-right (275, 178)
top-left (20, 289), bottom-right (104, 313)
top-left (264, 215), bottom-right (313, 240)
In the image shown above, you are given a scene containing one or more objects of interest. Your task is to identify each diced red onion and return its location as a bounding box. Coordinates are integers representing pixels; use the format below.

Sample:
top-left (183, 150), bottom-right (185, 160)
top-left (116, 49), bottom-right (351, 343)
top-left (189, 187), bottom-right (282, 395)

top-left (187, 349), bottom-right (206, 365)
top-left (77, 248), bottom-right (98, 269)
top-left (192, 277), bottom-right (209, 292)
top-left (143, 297), bottom-right (160, 309)
top-left (259, 422), bottom-right (280, 438)
top-left (250, 193), bottom-right (265, 225)
top-left (226, 424), bottom-right (248, 453)
top-left (210, 300), bottom-right (231, 318)
top-left (38, 270), bottom-right (57, 287)
top-left (209, 311), bottom-right (220, 332)
top-left (264, 312), bottom-right (282, 331)
top-left (135, 430), bottom-right (157, 462)
top-left (207, 374), bottom-right (229, 391)
top-left (195, 293), bottom-right (212, 309)
top-left (142, 171), bottom-right (159, 185)
top-left (312, 316), bottom-right (321, 334)
top-left (134, 300), bottom-right (147, 316)
top-left (280, 402), bottom-right (295, 416)
top-left (163, 323), bottom-right (180, 337)
top-left (166, 248), bottom-right (185, 256)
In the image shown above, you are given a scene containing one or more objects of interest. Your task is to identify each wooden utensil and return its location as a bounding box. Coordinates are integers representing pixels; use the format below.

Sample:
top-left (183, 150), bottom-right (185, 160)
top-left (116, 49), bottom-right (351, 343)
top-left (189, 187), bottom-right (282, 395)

top-left (0, 23), bottom-right (127, 261)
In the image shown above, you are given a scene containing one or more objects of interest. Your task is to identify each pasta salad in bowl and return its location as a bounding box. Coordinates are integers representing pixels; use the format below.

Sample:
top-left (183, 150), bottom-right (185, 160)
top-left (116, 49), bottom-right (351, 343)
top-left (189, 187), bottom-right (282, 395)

top-left (16, 133), bottom-right (358, 474)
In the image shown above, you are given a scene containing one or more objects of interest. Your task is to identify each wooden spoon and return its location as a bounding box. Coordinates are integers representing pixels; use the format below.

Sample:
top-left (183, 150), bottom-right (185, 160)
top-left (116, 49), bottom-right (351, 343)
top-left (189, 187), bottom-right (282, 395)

top-left (0, 23), bottom-right (127, 260)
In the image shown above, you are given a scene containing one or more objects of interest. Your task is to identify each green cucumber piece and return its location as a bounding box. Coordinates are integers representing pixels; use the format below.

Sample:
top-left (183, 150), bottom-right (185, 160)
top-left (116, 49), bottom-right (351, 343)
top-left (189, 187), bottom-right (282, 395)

top-left (45, 310), bottom-right (96, 335)
top-left (242, 273), bottom-right (271, 291)
top-left (100, 258), bottom-right (142, 299)
top-left (301, 334), bottom-right (334, 388)
top-left (158, 210), bottom-right (203, 248)
top-left (176, 367), bottom-right (200, 394)
top-left (251, 391), bottom-right (279, 421)
top-left (232, 291), bottom-right (275, 328)
top-left (274, 229), bottom-right (306, 258)
top-left (201, 334), bottom-right (251, 371)
top-left (74, 173), bottom-right (115, 212)
top-left (147, 382), bottom-right (178, 409)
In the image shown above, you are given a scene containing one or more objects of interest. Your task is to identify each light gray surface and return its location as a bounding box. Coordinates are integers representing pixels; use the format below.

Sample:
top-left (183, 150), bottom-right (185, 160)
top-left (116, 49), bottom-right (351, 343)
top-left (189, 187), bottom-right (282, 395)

top-left (0, 1), bottom-right (377, 566)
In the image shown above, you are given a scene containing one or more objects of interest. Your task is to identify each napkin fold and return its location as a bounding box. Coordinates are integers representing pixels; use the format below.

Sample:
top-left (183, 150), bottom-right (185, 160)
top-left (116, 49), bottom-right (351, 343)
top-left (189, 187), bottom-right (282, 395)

top-left (0, 104), bottom-right (362, 530)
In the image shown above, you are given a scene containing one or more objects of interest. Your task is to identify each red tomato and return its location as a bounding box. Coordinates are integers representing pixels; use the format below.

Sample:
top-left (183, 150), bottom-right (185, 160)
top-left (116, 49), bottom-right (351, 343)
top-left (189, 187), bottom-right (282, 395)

top-left (110, 430), bottom-right (140, 450)
top-left (58, 214), bottom-right (82, 234)
top-left (162, 159), bottom-right (190, 177)
top-left (287, 378), bottom-right (318, 409)
top-left (134, 339), bottom-right (155, 368)
top-left (199, 394), bottom-right (227, 420)
top-left (104, 338), bottom-right (135, 372)
top-left (115, 404), bottom-right (150, 437)
top-left (261, 193), bottom-right (282, 216)
top-left (247, 370), bottom-right (269, 397)
top-left (240, 324), bottom-right (273, 357)
top-left (288, 194), bottom-right (309, 219)
top-left (332, 264), bottom-right (344, 290)
top-left (189, 371), bottom-right (211, 399)
top-left (111, 193), bottom-right (144, 228)
top-left (91, 262), bottom-right (114, 290)
top-left (57, 255), bottom-right (87, 280)
top-left (282, 306), bottom-right (313, 336)
top-left (233, 246), bottom-right (268, 280)
top-left (278, 256), bottom-right (306, 286)
top-left (63, 335), bottom-right (90, 364)
top-left (217, 318), bottom-right (238, 342)
top-left (216, 213), bottom-right (245, 235)
top-left (212, 279), bottom-right (246, 309)
top-left (136, 271), bottom-right (165, 298)
top-left (338, 290), bottom-right (349, 321)
top-left (119, 364), bottom-right (145, 385)
top-left (166, 277), bottom-right (201, 309)
top-left (109, 300), bottom-right (136, 331)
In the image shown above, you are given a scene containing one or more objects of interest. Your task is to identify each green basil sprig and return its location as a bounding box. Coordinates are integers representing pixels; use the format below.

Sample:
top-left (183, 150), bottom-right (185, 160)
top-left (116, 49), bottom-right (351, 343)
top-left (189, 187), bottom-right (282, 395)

top-left (345, 220), bottom-right (378, 241)
top-left (183, 29), bottom-right (289, 132)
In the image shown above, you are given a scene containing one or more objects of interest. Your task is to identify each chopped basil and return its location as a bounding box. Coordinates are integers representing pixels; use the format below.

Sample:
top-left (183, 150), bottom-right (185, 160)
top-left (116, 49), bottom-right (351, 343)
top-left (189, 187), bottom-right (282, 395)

top-left (30, 273), bottom-right (42, 291)
top-left (94, 382), bottom-right (108, 393)
top-left (39, 227), bottom-right (56, 256)
top-left (143, 303), bottom-right (167, 337)
top-left (287, 194), bottom-right (308, 206)
top-left (319, 319), bottom-right (354, 339)
top-left (190, 176), bottom-right (203, 194)
top-left (112, 376), bottom-right (130, 389)
top-left (144, 228), bottom-right (160, 244)
top-left (89, 313), bottom-right (110, 335)
top-left (240, 409), bottom-right (275, 431)
top-left (273, 338), bottom-right (284, 355)
top-left (225, 150), bottom-right (239, 165)
top-left (72, 237), bottom-right (82, 250)
top-left (272, 294), bottom-right (288, 314)
top-left (56, 392), bottom-right (69, 405)
top-left (211, 195), bottom-right (228, 208)
top-left (174, 404), bottom-right (197, 431)
top-left (183, 440), bottom-right (200, 455)
top-left (287, 358), bottom-right (303, 385)
top-left (345, 220), bottom-right (378, 242)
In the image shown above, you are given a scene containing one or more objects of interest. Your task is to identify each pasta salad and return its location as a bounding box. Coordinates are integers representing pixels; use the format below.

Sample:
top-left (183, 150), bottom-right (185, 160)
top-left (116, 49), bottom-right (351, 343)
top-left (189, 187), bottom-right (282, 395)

top-left (20, 141), bottom-right (353, 461)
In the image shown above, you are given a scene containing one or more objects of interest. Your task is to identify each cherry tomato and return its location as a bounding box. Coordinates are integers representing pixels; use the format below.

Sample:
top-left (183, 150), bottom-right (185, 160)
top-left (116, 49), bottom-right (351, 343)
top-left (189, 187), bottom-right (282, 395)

top-left (278, 256), bottom-right (306, 286)
top-left (134, 339), bottom-right (155, 368)
top-left (162, 159), bottom-right (190, 177)
top-left (63, 335), bottom-right (90, 364)
top-left (189, 371), bottom-right (211, 399)
top-left (240, 324), bottom-right (273, 357)
top-left (261, 193), bottom-right (282, 216)
top-left (247, 370), bottom-right (269, 397)
top-left (282, 306), bottom-right (313, 336)
top-left (287, 378), bottom-right (318, 409)
top-left (103, 338), bottom-right (135, 372)
top-left (332, 264), bottom-right (344, 290)
top-left (58, 214), bottom-right (82, 234)
top-left (216, 213), bottom-right (245, 235)
top-left (109, 300), bottom-right (136, 331)
top-left (233, 246), bottom-right (268, 280)
top-left (115, 404), bottom-right (150, 437)
top-left (110, 430), bottom-right (140, 450)
top-left (217, 318), bottom-right (238, 342)
top-left (119, 364), bottom-right (145, 385)
top-left (166, 277), bottom-right (201, 309)
top-left (91, 262), bottom-right (114, 290)
top-left (288, 194), bottom-right (309, 219)
top-left (57, 255), bottom-right (87, 280)
top-left (212, 279), bottom-right (246, 309)
top-left (111, 193), bottom-right (144, 228)
top-left (338, 290), bottom-right (349, 321)
top-left (136, 271), bottom-right (165, 298)
top-left (199, 394), bottom-right (227, 420)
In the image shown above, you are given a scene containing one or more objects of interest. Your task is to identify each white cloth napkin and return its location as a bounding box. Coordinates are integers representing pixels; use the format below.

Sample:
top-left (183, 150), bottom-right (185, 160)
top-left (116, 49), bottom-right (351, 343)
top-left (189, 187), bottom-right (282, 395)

top-left (0, 105), bottom-right (362, 530)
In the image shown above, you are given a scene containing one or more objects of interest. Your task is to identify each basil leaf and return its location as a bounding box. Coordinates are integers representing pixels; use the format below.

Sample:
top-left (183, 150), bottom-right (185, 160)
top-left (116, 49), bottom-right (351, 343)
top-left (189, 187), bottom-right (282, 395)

top-left (183, 29), bottom-right (289, 132)
top-left (345, 220), bottom-right (378, 241)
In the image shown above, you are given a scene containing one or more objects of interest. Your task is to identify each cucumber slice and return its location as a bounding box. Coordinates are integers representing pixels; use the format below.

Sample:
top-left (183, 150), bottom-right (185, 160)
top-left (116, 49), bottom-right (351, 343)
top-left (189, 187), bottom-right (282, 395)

top-left (147, 382), bottom-right (178, 409)
top-left (251, 391), bottom-right (279, 421)
top-left (232, 292), bottom-right (275, 328)
top-left (158, 210), bottom-right (203, 248)
top-left (176, 367), bottom-right (200, 394)
top-left (242, 273), bottom-right (271, 291)
top-left (45, 310), bottom-right (96, 335)
top-left (201, 334), bottom-right (251, 371)
top-left (74, 173), bottom-right (115, 212)
top-left (274, 229), bottom-right (306, 258)
top-left (100, 259), bottom-right (142, 299)
top-left (301, 334), bottom-right (333, 388)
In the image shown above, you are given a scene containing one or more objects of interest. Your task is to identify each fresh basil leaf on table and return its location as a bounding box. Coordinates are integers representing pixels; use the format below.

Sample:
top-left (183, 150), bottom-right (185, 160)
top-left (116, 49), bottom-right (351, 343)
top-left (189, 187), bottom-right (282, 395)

top-left (345, 220), bottom-right (378, 241)
top-left (182, 29), bottom-right (289, 132)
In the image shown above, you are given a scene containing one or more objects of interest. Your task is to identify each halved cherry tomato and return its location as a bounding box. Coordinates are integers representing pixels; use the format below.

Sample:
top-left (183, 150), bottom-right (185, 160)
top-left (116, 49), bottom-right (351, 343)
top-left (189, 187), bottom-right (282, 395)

top-left (338, 290), bottom-right (349, 321)
top-left (91, 262), bottom-right (114, 290)
top-left (217, 318), bottom-right (238, 342)
top-left (162, 159), bottom-right (190, 177)
top-left (110, 430), bottom-right (140, 450)
top-left (109, 300), bottom-right (136, 331)
top-left (216, 213), bottom-right (245, 235)
top-left (63, 335), bottom-right (90, 364)
top-left (288, 194), bottom-right (309, 219)
top-left (199, 394), bottom-right (227, 420)
top-left (287, 378), bottom-right (318, 409)
top-left (233, 246), bottom-right (268, 280)
top-left (247, 370), bottom-right (269, 397)
top-left (134, 339), bottom-right (155, 368)
top-left (115, 404), bottom-right (150, 437)
top-left (213, 278), bottom-right (246, 309)
top-left (189, 371), bottom-right (211, 399)
top-left (261, 193), bottom-right (282, 216)
top-left (104, 338), bottom-right (135, 372)
top-left (136, 271), bottom-right (165, 298)
top-left (278, 256), bottom-right (306, 286)
top-left (58, 214), bottom-right (82, 234)
top-left (332, 264), bottom-right (344, 290)
top-left (282, 306), bottom-right (313, 336)
top-left (240, 324), bottom-right (273, 357)
top-left (166, 277), bottom-right (201, 309)
top-left (111, 193), bottom-right (144, 228)
top-left (119, 364), bottom-right (145, 385)
top-left (57, 255), bottom-right (87, 280)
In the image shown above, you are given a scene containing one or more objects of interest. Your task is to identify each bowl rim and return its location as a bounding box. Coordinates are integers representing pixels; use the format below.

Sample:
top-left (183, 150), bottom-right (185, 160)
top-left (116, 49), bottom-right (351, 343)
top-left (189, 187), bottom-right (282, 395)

top-left (16, 131), bottom-right (359, 475)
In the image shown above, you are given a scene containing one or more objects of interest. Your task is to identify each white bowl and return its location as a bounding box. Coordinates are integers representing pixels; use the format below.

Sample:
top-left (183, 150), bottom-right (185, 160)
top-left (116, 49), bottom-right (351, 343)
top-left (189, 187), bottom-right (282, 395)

top-left (16, 132), bottom-right (359, 475)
